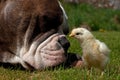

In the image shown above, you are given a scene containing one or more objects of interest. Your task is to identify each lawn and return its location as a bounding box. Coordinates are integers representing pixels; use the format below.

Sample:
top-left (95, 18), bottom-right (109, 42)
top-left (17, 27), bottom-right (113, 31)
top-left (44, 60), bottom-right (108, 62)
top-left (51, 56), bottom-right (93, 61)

top-left (0, 31), bottom-right (120, 80)
top-left (62, 2), bottom-right (120, 31)
top-left (0, 2), bottom-right (120, 80)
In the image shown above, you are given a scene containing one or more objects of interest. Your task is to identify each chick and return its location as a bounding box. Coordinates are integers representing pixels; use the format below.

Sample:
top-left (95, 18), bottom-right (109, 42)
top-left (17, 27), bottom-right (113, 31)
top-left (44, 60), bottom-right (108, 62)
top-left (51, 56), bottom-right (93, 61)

top-left (69, 28), bottom-right (110, 74)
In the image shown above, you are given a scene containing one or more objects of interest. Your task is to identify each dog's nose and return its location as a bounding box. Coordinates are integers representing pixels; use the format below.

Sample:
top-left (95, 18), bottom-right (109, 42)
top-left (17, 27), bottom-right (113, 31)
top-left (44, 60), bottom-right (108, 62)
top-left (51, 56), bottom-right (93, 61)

top-left (58, 36), bottom-right (70, 52)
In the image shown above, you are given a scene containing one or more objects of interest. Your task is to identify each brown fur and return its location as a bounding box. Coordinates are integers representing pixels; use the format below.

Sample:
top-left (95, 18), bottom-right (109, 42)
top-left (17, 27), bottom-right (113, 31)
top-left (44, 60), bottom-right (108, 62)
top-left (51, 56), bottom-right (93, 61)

top-left (0, 0), bottom-right (83, 70)
top-left (0, 0), bottom-right (62, 53)
top-left (0, 0), bottom-right (63, 69)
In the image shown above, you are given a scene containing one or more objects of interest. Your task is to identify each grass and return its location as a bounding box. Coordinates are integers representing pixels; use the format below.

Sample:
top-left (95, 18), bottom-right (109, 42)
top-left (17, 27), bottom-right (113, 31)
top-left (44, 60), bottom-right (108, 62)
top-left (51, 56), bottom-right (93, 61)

top-left (62, 2), bottom-right (120, 31)
top-left (0, 31), bottom-right (120, 80)
top-left (0, 3), bottom-right (120, 80)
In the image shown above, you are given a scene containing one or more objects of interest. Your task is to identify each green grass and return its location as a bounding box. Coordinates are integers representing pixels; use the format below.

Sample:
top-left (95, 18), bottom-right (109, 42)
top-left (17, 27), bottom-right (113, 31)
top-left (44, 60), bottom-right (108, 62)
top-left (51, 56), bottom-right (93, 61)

top-left (62, 2), bottom-right (120, 31)
top-left (0, 31), bottom-right (120, 80)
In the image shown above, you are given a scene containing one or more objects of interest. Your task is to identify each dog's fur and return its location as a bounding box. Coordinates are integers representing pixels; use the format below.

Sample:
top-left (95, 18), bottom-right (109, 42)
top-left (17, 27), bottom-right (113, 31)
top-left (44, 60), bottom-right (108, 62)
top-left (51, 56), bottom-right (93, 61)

top-left (0, 0), bottom-right (84, 70)
top-left (0, 0), bottom-right (85, 70)
top-left (69, 28), bottom-right (110, 71)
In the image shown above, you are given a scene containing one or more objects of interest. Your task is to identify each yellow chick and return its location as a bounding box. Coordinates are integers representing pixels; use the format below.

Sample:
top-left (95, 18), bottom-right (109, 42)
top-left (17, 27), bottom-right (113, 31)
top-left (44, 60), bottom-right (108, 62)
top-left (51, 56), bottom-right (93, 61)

top-left (69, 28), bottom-right (110, 74)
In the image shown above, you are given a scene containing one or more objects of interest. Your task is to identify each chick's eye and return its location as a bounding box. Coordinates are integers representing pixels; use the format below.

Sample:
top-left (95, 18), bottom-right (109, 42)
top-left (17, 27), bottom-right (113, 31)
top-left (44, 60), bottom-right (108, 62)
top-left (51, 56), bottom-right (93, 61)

top-left (76, 32), bottom-right (83, 35)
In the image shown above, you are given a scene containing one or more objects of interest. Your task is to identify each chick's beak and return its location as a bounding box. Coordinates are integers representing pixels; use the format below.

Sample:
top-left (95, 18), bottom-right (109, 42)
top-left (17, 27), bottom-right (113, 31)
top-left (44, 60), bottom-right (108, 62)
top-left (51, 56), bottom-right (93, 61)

top-left (69, 33), bottom-right (75, 37)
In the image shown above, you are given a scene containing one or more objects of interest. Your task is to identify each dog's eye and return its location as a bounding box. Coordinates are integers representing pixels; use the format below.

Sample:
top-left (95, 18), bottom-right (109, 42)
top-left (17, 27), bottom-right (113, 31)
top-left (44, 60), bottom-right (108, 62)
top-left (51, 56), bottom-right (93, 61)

top-left (76, 32), bottom-right (83, 35)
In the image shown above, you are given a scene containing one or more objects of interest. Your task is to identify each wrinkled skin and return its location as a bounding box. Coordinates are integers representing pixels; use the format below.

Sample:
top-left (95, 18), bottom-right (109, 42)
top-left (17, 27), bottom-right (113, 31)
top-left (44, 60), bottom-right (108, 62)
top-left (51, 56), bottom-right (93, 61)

top-left (0, 0), bottom-right (82, 70)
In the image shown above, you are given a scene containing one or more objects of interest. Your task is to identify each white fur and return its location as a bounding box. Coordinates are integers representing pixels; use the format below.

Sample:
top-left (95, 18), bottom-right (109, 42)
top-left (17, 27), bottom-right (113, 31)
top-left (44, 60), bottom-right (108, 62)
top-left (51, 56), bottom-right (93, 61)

top-left (58, 1), bottom-right (69, 34)
top-left (58, 1), bottom-right (68, 19)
